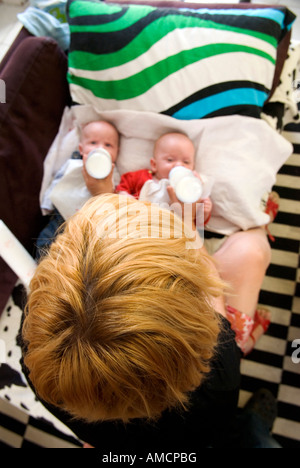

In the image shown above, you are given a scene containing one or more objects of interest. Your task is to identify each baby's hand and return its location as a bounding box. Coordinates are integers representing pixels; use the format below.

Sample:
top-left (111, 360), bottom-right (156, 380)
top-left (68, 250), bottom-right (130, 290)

top-left (82, 162), bottom-right (115, 196)
top-left (202, 197), bottom-right (213, 222)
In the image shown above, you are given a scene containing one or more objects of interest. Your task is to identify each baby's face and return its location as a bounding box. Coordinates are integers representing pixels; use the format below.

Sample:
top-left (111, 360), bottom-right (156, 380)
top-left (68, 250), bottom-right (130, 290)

top-left (150, 133), bottom-right (195, 180)
top-left (79, 121), bottom-right (119, 163)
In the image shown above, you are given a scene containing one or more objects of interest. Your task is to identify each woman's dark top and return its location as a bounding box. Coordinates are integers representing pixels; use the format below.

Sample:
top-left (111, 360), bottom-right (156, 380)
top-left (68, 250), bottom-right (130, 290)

top-left (20, 316), bottom-right (241, 451)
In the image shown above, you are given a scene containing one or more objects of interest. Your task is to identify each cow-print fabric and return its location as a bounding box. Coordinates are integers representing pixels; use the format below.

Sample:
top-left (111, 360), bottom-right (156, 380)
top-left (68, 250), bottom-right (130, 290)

top-left (0, 282), bottom-right (77, 437)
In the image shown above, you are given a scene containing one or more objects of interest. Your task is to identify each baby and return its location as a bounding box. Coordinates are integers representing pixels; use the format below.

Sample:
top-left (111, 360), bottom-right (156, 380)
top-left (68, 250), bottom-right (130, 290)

top-left (117, 132), bottom-right (212, 224)
top-left (80, 120), bottom-right (120, 196)
top-left (37, 120), bottom-right (119, 256)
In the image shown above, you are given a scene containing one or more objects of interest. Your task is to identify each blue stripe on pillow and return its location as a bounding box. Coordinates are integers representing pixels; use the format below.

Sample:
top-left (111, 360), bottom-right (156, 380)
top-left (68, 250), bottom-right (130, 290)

top-left (172, 88), bottom-right (268, 120)
top-left (178, 8), bottom-right (286, 28)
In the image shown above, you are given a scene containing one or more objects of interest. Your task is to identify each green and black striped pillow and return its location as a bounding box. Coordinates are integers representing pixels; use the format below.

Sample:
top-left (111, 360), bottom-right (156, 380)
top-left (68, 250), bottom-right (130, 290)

top-left (66, 0), bottom-right (295, 119)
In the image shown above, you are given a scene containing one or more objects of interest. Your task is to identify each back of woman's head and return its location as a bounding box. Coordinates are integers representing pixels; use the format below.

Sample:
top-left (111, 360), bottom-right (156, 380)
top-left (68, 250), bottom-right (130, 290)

top-left (23, 194), bottom-right (223, 422)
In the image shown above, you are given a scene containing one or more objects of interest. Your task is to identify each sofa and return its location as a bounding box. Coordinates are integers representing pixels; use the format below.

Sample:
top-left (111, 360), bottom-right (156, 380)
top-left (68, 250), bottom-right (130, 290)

top-left (0, 27), bottom-right (72, 313)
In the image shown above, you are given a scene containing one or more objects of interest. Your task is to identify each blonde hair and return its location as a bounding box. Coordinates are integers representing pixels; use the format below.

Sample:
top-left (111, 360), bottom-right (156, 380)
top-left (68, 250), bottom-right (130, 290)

top-left (23, 194), bottom-right (224, 423)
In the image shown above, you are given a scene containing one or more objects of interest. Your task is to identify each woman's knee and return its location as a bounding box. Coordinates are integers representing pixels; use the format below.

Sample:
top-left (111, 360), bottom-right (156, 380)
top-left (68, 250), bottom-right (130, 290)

top-left (236, 231), bottom-right (271, 271)
top-left (215, 229), bottom-right (271, 272)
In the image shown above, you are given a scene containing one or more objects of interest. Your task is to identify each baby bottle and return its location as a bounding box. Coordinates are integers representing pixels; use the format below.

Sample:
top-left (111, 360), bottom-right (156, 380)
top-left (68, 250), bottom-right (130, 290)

top-left (169, 166), bottom-right (203, 203)
top-left (85, 148), bottom-right (112, 179)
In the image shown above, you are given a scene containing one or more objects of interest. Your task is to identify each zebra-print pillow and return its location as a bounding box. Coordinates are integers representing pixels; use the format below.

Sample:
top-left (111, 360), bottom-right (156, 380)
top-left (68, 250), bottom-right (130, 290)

top-left (66, 0), bottom-right (295, 120)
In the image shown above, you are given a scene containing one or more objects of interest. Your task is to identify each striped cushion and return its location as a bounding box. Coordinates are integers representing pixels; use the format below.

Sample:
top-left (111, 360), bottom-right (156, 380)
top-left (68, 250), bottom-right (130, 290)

top-left (66, 0), bottom-right (295, 119)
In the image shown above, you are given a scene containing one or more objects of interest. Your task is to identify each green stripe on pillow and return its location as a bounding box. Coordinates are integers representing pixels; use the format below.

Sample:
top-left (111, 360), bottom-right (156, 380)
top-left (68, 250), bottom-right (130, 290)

top-left (68, 44), bottom-right (275, 101)
top-left (69, 19), bottom-right (277, 72)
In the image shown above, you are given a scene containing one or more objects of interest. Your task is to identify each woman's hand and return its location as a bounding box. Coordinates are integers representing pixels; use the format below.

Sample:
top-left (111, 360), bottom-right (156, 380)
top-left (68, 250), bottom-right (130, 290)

top-left (167, 187), bottom-right (213, 228)
top-left (82, 162), bottom-right (115, 196)
top-left (167, 185), bottom-right (198, 229)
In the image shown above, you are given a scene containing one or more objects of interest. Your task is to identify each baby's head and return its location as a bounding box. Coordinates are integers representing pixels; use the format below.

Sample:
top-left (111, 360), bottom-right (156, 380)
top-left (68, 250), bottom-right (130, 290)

top-left (79, 120), bottom-right (120, 163)
top-left (150, 132), bottom-right (195, 180)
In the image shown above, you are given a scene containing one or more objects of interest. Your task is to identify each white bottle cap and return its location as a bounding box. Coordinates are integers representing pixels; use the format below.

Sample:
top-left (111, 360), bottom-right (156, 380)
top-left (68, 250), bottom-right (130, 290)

top-left (175, 176), bottom-right (203, 203)
top-left (85, 148), bottom-right (112, 179)
top-left (169, 166), bottom-right (202, 203)
top-left (169, 166), bottom-right (192, 187)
